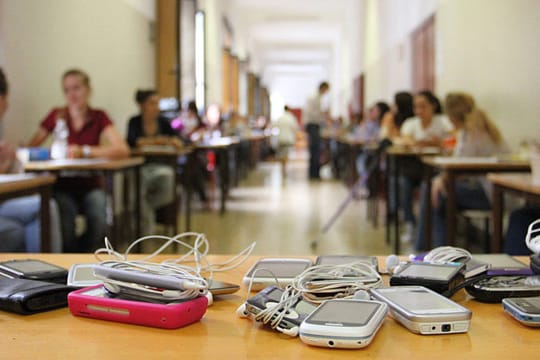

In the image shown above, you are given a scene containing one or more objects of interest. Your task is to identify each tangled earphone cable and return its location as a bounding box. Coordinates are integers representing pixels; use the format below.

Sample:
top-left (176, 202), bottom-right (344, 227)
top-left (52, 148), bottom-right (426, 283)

top-left (291, 263), bottom-right (382, 303)
top-left (423, 246), bottom-right (472, 264)
top-left (526, 219), bottom-right (540, 254)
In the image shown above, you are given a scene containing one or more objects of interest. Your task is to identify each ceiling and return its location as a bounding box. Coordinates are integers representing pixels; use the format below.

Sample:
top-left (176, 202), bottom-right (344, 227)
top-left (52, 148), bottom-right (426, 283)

top-left (224, 0), bottom-right (364, 108)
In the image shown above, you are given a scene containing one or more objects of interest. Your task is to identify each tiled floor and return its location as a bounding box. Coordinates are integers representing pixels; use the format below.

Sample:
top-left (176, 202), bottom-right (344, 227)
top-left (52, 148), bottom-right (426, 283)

top-left (188, 153), bottom-right (392, 256)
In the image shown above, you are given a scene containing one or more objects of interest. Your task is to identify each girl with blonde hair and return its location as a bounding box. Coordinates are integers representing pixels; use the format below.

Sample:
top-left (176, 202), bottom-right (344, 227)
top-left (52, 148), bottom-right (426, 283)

top-left (414, 92), bottom-right (509, 251)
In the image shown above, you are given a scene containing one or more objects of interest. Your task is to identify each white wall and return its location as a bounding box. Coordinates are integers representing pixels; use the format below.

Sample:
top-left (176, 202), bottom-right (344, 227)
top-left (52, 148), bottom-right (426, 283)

top-left (363, 0), bottom-right (540, 149)
top-left (0, 0), bottom-right (156, 143)
top-left (436, 0), bottom-right (540, 149)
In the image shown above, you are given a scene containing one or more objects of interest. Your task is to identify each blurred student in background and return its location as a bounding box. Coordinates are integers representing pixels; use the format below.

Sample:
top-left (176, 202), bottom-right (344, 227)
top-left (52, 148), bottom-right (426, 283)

top-left (414, 92), bottom-right (508, 250)
top-left (398, 90), bottom-right (453, 243)
top-left (0, 68), bottom-right (62, 252)
top-left (275, 105), bottom-right (299, 179)
top-left (28, 69), bottom-right (129, 252)
top-left (127, 89), bottom-right (181, 234)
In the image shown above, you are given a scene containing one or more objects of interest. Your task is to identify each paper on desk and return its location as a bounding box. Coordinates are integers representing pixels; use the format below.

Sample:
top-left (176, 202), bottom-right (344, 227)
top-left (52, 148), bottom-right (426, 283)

top-left (433, 156), bottom-right (499, 164)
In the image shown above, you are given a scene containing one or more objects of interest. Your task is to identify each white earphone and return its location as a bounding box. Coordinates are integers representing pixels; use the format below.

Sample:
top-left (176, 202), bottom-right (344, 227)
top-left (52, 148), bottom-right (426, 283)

top-left (526, 219), bottom-right (540, 254)
top-left (385, 254), bottom-right (403, 274)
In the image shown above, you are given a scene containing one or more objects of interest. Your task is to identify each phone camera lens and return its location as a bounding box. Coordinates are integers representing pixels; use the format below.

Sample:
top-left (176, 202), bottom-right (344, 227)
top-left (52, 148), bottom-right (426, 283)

top-left (442, 324), bottom-right (451, 332)
top-left (328, 340), bottom-right (335, 347)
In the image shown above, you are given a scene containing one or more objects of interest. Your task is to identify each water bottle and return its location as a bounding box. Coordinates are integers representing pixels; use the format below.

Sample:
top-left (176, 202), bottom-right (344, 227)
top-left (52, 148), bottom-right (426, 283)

top-left (50, 119), bottom-right (68, 159)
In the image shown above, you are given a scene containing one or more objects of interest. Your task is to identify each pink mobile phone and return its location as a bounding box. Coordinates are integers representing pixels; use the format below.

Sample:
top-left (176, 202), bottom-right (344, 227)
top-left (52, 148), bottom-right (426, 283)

top-left (68, 285), bottom-right (207, 329)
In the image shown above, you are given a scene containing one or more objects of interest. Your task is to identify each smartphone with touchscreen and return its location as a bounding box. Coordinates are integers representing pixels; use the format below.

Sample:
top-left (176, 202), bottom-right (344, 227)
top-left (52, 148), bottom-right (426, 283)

top-left (242, 258), bottom-right (312, 291)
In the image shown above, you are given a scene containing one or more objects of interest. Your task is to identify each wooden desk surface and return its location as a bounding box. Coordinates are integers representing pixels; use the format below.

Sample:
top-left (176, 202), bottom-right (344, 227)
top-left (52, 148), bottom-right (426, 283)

top-left (488, 173), bottom-right (540, 195)
top-left (0, 174), bottom-right (56, 194)
top-left (387, 145), bottom-right (441, 156)
top-left (423, 156), bottom-right (530, 171)
top-left (131, 146), bottom-right (192, 157)
top-left (1, 253), bottom-right (539, 358)
top-left (24, 157), bottom-right (145, 171)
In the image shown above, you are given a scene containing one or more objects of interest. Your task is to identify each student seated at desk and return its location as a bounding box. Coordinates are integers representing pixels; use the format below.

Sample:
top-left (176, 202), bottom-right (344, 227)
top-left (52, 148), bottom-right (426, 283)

top-left (0, 68), bottom-right (62, 252)
top-left (28, 69), bottom-right (129, 252)
top-left (127, 89), bottom-right (180, 234)
top-left (354, 102), bottom-right (389, 196)
top-left (379, 92), bottom-right (414, 142)
top-left (398, 90), bottom-right (454, 243)
top-left (414, 92), bottom-right (509, 251)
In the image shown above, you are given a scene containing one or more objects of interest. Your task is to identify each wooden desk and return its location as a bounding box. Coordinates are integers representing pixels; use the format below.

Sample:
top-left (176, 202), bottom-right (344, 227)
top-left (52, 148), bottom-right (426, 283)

top-left (386, 146), bottom-right (440, 254)
top-left (0, 174), bottom-right (56, 252)
top-left (195, 138), bottom-right (240, 215)
top-left (131, 147), bottom-right (193, 233)
top-left (25, 158), bottom-right (145, 244)
top-left (488, 173), bottom-right (540, 252)
top-left (422, 157), bottom-right (530, 250)
top-left (1, 253), bottom-right (539, 359)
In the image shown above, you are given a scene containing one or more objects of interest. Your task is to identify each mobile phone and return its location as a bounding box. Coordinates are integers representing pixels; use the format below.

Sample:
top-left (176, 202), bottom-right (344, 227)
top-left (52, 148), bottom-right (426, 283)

top-left (502, 296), bottom-right (540, 327)
top-left (93, 264), bottom-right (206, 291)
top-left (238, 285), bottom-right (317, 336)
top-left (315, 255), bottom-right (379, 272)
top-left (465, 276), bottom-right (540, 303)
top-left (67, 264), bottom-right (102, 287)
top-left (0, 259), bottom-right (68, 284)
top-left (68, 285), bottom-right (208, 329)
top-left (370, 286), bottom-right (472, 335)
top-left (206, 279), bottom-right (240, 296)
top-left (471, 254), bottom-right (533, 276)
top-left (390, 262), bottom-right (464, 295)
top-left (299, 299), bottom-right (387, 349)
top-left (242, 258), bottom-right (312, 291)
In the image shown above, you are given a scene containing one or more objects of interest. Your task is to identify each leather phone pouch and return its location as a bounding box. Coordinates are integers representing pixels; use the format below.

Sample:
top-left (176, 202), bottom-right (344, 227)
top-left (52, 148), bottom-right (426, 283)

top-left (0, 278), bottom-right (74, 314)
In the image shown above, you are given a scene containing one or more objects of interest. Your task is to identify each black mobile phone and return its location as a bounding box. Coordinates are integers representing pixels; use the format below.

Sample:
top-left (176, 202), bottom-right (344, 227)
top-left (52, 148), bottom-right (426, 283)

top-left (465, 276), bottom-right (540, 303)
top-left (390, 262), bottom-right (464, 295)
top-left (206, 279), bottom-right (240, 295)
top-left (0, 259), bottom-right (68, 284)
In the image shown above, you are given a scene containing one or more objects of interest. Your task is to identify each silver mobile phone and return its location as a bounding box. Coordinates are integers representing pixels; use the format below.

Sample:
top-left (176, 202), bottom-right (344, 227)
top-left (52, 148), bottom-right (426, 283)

top-left (242, 258), bottom-right (312, 291)
top-left (315, 255), bottom-right (379, 272)
top-left (370, 286), bottom-right (471, 335)
top-left (299, 299), bottom-right (388, 349)
top-left (67, 263), bottom-right (102, 287)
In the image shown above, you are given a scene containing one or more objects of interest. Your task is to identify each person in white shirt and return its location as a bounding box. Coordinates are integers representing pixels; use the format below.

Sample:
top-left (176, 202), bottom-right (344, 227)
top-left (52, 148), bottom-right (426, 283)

top-left (304, 82), bottom-right (330, 180)
top-left (275, 105), bottom-right (299, 178)
top-left (398, 91), bottom-right (454, 244)
top-left (414, 92), bottom-right (508, 251)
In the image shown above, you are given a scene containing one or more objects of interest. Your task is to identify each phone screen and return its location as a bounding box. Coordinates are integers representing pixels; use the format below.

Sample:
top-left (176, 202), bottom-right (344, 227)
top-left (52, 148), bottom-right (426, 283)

top-left (307, 300), bottom-right (380, 326)
top-left (315, 255), bottom-right (377, 267)
top-left (377, 288), bottom-right (464, 314)
top-left (511, 297), bottom-right (540, 314)
top-left (398, 264), bottom-right (458, 280)
top-left (472, 254), bottom-right (527, 269)
top-left (246, 260), bottom-right (311, 278)
top-left (72, 266), bottom-right (100, 282)
top-left (2, 260), bottom-right (65, 274)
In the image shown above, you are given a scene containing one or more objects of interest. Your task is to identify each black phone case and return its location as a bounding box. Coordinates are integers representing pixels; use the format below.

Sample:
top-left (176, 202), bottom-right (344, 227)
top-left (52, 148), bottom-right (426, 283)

top-left (0, 278), bottom-right (74, 315)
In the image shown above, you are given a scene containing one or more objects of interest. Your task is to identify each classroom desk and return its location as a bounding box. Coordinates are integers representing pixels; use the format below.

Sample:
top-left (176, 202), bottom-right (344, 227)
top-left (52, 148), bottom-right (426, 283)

top-left (1, 253), bottom-right (539, 359)
top-left (131, 146), bottom-right (193, 233)
top-left (195, 137), bottom-right (240, 215)
top-left (488, 173), bottom-right (540, 252)
top-left (385, 146), bottom-right (440, 254)
top-left (25, 157), bottom-right (145, 243)
top-left (0, 174), bottom-right (56, 252)
top-left (421, 157), bottom-right (530, 250)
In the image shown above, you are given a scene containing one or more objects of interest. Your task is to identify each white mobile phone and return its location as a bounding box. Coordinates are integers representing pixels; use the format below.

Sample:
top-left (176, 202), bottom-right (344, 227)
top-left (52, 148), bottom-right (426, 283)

top-left (67, 263), bottom-right (102, 287)
top-left (315, 255), bottom-right (379, 272)
top-left (299, 299), bottom-right (388, 349)
top-left (370, 286), bottom-right (471, 335)
top-left (242, 258), bottom-right (312, 291)
top-left (502, 297), bottom-right (540, 327)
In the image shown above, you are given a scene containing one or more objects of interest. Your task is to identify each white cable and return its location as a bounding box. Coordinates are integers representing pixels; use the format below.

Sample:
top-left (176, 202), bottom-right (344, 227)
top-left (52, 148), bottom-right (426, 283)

top-left (94, 233), bottom-right (256, 280)
top-left (291, 263), bottom-right (382, 304)
top-left (526, 219), bottom-right (540, 254)
top-left (423, 246), bottom-right (471, 264)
